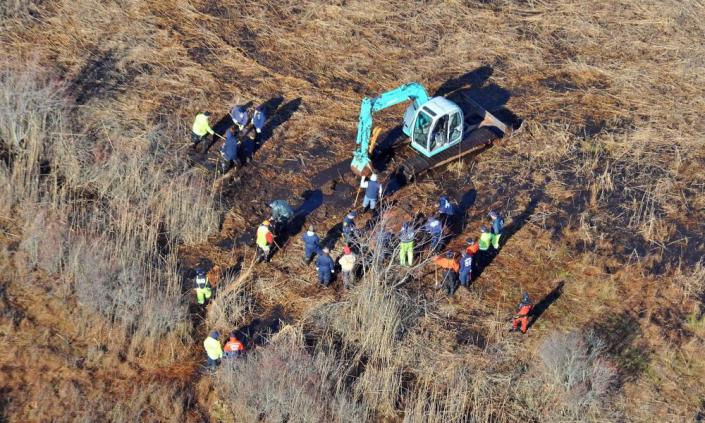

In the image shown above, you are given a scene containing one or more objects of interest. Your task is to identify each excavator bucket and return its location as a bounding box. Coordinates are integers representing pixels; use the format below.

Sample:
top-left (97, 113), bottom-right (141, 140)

top-left (350, 127), bottom-right (382, 177)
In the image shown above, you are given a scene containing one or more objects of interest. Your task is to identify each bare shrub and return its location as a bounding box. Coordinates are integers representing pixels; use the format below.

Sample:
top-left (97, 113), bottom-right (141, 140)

top-left (214, 327), bottom-right (366, 423)
top-left (18, 208), bottom-right (67, 274)
top-left (538, 330), bottom-right (618, 413)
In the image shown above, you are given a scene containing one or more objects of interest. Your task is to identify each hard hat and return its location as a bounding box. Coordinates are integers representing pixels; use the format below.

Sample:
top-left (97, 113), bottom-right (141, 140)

top-left (230, 331), bottom-right (238, 339)
top-left (522, 292), bottom-right (530, 303)
top-left (343, 246), bottom-right (352, 255)
top-left (466, 238), bottom-right (475, 245)
top-left (203, 111), bottom-right (211, 116)
top-left (488, 210), bottom-right (498, 219)
top-left (445, 251), bottom-right (454, 258)
top-left (196, 268), bottom-right (206, 277)
top-left (370, 173), bottom-right (378, 181)
top-left (262, 219), bottom-right (270, 226)
top-left (439, 196), bottom-right (448, 205)
top-left (308, 225), bottom-right (314, 232)
top-left (480, 225), bottom-right (488, 233)
top-left (347, 211), bottom-right (357, 219)
top-left (210, 330), bottom-right (220, 339)
top-left (322, 247), bottom-right (330, 254)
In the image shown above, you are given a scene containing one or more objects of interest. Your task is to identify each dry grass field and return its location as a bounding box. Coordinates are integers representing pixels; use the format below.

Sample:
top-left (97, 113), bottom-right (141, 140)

top-left (1, 0), bottom-right (704, 421)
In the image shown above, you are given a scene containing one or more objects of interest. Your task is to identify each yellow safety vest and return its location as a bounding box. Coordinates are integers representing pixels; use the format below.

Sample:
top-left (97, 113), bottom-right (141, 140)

top-left (203, 336), bottom-right (223, 360)
top-left (192, 113), bottom-right (214, 136)
top-left (256, 225), bottom-right (271, 248)
top-left (478, 232), bottom-right (492, 250)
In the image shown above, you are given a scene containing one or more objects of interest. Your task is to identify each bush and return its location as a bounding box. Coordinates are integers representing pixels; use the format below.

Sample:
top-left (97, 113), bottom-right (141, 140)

top-left (538, 329), bottom-right (618, 413)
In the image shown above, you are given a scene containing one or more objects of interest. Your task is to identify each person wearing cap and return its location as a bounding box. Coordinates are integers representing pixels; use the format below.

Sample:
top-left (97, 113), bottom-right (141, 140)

top-left (251, 106), bottom-right (266, 142)
top-left (459, 250), bottom-right (473, 287)
top-left (433, 251), bottom-right (460, 296)
top-left (338, 246), bottom-right (357, 289)
top-left (301, 225), bottom-right (321, 265)
top-left (219, 126), bottom-right (239, 174)
top-left (256, 219), bottom-right (275, 263)
top-left (438, 195), bottom-right (456, 226)
top-left (342, 211), bottom-right (357, 245)
top-left (223, 332), bottom-right (245, 359)
top-left (230, 105), bottom-right (249, 131)
top-left (488, 210), bottom-right (504, 250)
top-left (194, 268), bottom-right (212, 306)
top-left (203, 331), bottom-right (223, 368)
top-left (465, 238), bottom-right (479, 256)
top-left (315, 247), bottom-right (335, 287)
top-left (478, 225), bottom-right (493, 252)
top-left (399, 221), bottom-right (415, 266)
top-left (360, 173), bottom-right (383, 211)
top-left (425, 215), bottom-right (444, 252)
top-left (191, 111), bottom-right (214, 149)
top-left (511, 292), bottom-right (533, 334)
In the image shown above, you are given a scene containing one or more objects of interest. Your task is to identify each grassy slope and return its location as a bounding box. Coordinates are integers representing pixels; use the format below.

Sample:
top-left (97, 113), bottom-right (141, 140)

top-left (1, 0), bottom-right (704, 421)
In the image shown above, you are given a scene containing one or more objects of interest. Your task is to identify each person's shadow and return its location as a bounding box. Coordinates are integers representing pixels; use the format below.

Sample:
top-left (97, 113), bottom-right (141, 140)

top-left (527, 281), bottom-right (565, 330)
top-left (289, 189), bottom-right (324, 236)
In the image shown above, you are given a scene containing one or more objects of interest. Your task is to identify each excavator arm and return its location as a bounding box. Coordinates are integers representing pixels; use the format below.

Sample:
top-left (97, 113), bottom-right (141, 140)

top-left (351, 82), bottom-right (430, 175)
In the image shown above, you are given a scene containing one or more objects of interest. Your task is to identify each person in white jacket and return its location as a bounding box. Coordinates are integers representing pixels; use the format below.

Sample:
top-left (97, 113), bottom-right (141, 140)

top-left (339, 246), bottom-right (357, 289)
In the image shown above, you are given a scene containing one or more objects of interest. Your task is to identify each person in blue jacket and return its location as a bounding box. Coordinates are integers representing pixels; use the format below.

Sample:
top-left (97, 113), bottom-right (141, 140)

top-left (438, 196), bottom-right (456, 225)
top-left (488, 210), bottom-right (504, 250)
top-left (342, 211), bottom-right (357, 245)
top-left (315, 247), bottom-right (335, 287)
top-left (301, 225), bottom-right (321, 265)
top-left (251, 106), bottom-right (266, 142)
top-left (219, 126), bottom-right (239, 174)
top-left (230, 105), bottom-right (248, 131)
top-left (426, 215), bottom-right (444, 252)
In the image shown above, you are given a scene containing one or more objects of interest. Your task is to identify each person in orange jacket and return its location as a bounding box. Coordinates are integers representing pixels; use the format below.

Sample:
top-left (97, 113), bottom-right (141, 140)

top-left (223, 332), bottom-right (246, 358)
top-left (433, 251), bottom-right (460, 296)
top-left (511, 292), bottom-right (533, 334)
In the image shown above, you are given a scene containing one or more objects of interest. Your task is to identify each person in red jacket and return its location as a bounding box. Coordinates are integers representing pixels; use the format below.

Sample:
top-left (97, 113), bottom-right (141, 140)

top-left (465, 238), bottom-right (479, 256)
top-left (223, 332), bottom-right (245, 358)
top-left (511, 292), bottom-right (533, 334)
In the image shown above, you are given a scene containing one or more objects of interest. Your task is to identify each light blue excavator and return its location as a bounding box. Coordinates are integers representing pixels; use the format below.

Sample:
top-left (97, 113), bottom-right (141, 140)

top-left (350, 82), bottom-right (516, 178)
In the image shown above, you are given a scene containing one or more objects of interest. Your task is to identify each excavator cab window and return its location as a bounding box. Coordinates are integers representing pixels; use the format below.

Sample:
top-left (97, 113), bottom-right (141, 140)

top-left (449, 112), bottom-right (462, 144)
top-left (412, 110), bottom-right (433, 149)
top-left (429, 115), bottom-right (449, 152)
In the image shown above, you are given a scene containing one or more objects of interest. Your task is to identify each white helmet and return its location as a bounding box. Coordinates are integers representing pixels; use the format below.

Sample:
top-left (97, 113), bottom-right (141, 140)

top-left (370, 173), bottom-right (378, 181)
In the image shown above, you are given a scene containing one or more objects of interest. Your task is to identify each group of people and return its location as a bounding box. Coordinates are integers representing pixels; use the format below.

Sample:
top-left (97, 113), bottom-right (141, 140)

top-left (193, 153), bottom-right (535, 366)
top-left (191, 105), bottom-right (267, 174)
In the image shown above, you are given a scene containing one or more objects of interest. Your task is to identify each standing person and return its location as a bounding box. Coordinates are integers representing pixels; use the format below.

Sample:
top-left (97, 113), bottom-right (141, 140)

top-left (511, 292), bottom-right (533, 334)
top-left (230, 105), bottom-right (249, 131)
top-left (342, 211), bottom-right (357, 245)
top-left (223, 332), bottom-right (245, 359)
top-left (219, 126), bottom-right (239, 174)
top-left (194, 268), bottom-right (212, 306)
top-left (426, 215), bottom-right (444, 252)
top-left (478, 226), bottom-right (492, 254)
top-left (399, 221), bottom-right (415, 266)
top-left (438, 196), bottom-right (456, 227)
top-left (256, 220), bottom-right (274, 263)
top-left (301, 225), bottom-right (321, 265)
top-left (203, 331), bottom-right (223, 368)
top-left (339, 246), bottom-right (357, 289)
top-left (360, 174), bottom-right (383, 212)
top-left (458, 250), bottom-right (473, 287)
top-left (251, 106), bottom-right (266, 143)
top-left (433, 251), bottom-right (460, 296)
top-left (191, 111), bottom-right (214, 150)
top-left (315, 247), bottom-right (335, 287)
top-left (488, 210), bottom-right (504, 250)
top-left (465, 238), bottom-right (479, 256)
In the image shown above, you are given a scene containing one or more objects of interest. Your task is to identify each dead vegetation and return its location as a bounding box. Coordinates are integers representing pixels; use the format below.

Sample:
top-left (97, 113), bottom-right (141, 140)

top-left (1, 0), bottom-right (705, 421)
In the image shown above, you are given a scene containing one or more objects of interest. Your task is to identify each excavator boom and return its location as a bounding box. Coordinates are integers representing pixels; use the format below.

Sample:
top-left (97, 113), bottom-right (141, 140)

top-left (351, 82), bottom-right (430, 176)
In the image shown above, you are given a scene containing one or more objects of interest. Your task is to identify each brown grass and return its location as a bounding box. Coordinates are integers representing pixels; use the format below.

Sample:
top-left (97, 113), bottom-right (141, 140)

top-left (1, 0), bottom-right (704, 421)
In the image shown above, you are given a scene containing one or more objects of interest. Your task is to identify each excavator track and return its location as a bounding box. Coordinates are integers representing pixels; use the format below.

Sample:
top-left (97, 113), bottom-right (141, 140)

top-left (398, 126), bottom-right (500, 180)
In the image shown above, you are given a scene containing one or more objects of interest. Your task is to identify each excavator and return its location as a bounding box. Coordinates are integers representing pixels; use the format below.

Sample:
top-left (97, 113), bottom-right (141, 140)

top-left (350, 82), bottom-right (517, 179)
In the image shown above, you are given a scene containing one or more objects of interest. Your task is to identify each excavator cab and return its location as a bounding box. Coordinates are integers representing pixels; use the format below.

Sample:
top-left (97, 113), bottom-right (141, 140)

top-left (408, 97), bottom-right (463, 158)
